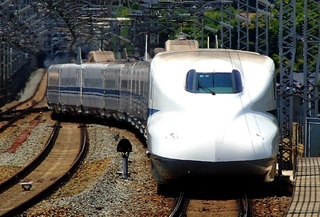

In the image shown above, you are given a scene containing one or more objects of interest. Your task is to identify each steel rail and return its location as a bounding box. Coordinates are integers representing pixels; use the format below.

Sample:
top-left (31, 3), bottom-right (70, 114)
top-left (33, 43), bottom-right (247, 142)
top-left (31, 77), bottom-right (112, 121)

top-left (0, 121), bottom-right (60, 193)
top-left (0, 122), bottom-right (88, 217)
top-left (169, 192), bottom-right (189, 217)
top-left (237, 194), bottom-right (253, 217)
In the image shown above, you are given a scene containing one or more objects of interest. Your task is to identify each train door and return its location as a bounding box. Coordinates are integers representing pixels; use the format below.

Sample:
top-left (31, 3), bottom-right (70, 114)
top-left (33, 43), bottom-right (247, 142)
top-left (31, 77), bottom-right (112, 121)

top-left (82, 64), bottom-right (104, 109)
top-left (136, 66), bottom-right (141, 118)
top-left (139, 62), bottom-right (150, 123)
top-left (104, 64), bottom-right (120, 111)
top-left (148, 67), bottom-right (154, 118)
top-left (132, 64), bottom-right (138, 115)
top-left (60, 64), bottom-right (81, 106)
top-left (135, 63), bottom-right (147, 121)
top-left (119, 64), bottom-right (131, 113)
top-left (47, 64), bottom-right (60, 104)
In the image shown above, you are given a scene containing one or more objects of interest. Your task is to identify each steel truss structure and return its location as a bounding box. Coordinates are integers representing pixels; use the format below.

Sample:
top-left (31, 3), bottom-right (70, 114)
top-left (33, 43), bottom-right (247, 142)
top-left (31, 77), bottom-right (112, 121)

top-left (1, 0), bottom-right (320, 169)
top-left (219, 2), bottom-right (233, 49)
top-left (278, 0), bottom-right (320, 170)
top-left (278, 0), bottom-right (296, 170)
top-left (301, 0), bottom-right (320, 154)
top-left (302, 1), bottom-right (320, 121)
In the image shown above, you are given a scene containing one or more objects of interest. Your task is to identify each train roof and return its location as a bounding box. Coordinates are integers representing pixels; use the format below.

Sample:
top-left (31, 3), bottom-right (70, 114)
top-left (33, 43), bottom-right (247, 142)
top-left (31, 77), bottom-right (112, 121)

top-left (156, 48), bottom-right (262, 57)
top-left (151, 49), bottom-right (274, 74)
top-left (153, 49), bottom-right (272, 64)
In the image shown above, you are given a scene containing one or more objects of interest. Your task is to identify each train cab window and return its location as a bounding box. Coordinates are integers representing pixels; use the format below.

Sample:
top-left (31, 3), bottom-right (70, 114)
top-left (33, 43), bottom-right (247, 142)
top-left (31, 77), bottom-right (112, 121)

top-left (185, 69), bottom-right (243, 94)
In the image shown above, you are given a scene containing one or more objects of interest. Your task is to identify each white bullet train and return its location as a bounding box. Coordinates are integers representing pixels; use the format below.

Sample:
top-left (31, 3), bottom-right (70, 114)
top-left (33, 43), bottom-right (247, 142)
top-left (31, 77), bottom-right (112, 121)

top-left (47, 41), bottom-right (279, 184)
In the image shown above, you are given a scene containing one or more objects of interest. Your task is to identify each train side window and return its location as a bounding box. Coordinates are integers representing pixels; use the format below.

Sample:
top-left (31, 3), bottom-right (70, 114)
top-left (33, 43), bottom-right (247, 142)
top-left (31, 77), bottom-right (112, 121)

top-left (186, 69), bottom-right (196, 92)
top-left (106, 80), bottom-right (116, 89)
top-left (84, 78), bottom-right (102, 87)
top-left (121, 80), bottom-right (128, 90)
top-left (231, 70), bottom-right (243, 93)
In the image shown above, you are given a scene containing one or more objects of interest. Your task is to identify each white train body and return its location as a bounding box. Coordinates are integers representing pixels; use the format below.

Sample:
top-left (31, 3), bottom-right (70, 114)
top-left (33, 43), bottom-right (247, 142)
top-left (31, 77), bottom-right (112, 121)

top-left (147, 50), bottom-right (278, 183)
top-left (47, 48), bottom-right (279, 184)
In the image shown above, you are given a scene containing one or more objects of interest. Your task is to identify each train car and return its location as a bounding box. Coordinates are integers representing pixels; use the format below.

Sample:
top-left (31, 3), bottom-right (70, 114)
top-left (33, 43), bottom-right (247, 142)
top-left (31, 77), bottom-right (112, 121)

top-left (47, 60), bottom-right (150, 135)
top-left (147, 49), bottom-right (278, 184)
top-left (47, 47), bottom-right (279, 184)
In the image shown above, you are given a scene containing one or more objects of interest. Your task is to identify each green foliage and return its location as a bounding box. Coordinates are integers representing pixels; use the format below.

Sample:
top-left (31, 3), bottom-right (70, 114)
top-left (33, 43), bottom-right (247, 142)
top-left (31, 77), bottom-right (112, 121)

top-left (111, 2), bottom-right (312, 71)
top-left (156, 1), bottom-right (310, 73)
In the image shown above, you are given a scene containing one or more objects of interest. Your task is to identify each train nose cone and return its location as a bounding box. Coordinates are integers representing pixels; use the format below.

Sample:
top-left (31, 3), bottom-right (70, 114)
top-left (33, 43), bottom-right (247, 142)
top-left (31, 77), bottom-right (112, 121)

top-left (148, 111), bottom-right (278, 162)
top-left (148, 112), bottom-right (223, 161)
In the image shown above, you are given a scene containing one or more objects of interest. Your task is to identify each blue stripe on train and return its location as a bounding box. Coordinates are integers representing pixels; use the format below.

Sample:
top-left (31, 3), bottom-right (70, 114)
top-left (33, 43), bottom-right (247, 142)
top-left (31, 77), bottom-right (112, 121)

top-left (52, 86), bottom-right (147, 101)
top-left (147, 108), bottom-right (160, 118)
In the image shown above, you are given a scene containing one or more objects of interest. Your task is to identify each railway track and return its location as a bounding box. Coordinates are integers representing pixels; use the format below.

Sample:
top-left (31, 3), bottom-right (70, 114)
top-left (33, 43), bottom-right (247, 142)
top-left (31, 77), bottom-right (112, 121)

top-left (0, 107), bottom-right (49, 134)
top-left (169, 191), bottom-right (252, 217)
top-left (0, 69), bottom-right (47, 114)
top-left (0, 122), bottom-right (88, 217)
top-left (0, 69), bottom-right (48, 131)
top-left (165, 180), bottom-right (254, 217)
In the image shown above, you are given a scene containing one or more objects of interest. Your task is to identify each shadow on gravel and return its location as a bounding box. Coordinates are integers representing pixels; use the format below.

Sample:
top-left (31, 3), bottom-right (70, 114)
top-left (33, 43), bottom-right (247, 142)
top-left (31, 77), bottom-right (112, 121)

top-left (50, 113), bottom-right (147, 146)
top-left (157, 175), bottom-right (293, 200)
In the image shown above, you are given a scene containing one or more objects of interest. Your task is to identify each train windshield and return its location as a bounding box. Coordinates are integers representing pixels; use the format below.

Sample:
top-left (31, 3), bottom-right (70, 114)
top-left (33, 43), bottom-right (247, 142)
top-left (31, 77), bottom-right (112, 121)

top-left (185, 69), bottom-right (243, 94)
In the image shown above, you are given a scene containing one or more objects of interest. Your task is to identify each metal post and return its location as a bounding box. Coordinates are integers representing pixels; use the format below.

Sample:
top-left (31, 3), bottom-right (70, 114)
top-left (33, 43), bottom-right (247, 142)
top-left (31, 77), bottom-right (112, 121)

top-left (117, 138), bottom-right (132, 179)
top-left (122, 154), bottom-right (129, 179)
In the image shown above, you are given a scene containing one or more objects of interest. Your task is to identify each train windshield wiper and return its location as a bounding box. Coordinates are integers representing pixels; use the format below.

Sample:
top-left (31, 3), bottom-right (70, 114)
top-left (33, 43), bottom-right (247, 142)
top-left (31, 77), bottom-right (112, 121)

top-left (197, 81), bottom-right (216, 95)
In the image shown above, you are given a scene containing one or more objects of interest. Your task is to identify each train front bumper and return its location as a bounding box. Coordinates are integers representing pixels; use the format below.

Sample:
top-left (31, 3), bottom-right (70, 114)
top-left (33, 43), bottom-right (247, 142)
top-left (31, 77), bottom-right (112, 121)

top-left (149, 154), bottom-right (277, 184)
